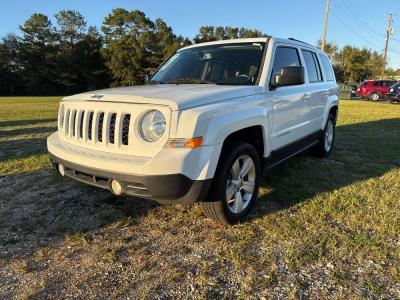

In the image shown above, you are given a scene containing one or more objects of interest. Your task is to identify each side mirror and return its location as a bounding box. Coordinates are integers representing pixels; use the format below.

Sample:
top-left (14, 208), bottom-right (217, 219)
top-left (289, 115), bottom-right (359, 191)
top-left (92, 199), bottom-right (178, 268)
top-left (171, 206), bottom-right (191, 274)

top-left (271, 66), bottom-right (305, 89)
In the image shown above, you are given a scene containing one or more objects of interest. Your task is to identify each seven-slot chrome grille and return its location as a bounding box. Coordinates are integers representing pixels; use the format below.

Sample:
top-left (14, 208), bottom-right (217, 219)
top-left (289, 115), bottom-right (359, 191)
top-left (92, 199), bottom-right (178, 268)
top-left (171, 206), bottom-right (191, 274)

top-left (59, 108), bottom-right (131, 146)
top-left (57, 101), bottom-right (170, 156)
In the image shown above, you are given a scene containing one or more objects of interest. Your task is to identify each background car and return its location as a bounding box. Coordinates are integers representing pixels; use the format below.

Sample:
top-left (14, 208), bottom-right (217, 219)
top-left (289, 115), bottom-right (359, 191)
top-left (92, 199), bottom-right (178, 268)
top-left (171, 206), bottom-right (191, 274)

top-left (386, 82), bottom-right (400, 103)
top-left (351, 84), bottom-right (358, 97)
top-left (356, 80), bottom-right (397, 101)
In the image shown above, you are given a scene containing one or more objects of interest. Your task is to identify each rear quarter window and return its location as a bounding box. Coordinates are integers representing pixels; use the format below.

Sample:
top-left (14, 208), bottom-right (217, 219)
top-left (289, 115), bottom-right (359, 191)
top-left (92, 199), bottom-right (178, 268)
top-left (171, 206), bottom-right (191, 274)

top-left (319, 54), bottom-right (335, 81)
top-left (385, 81), bottom-right (396, 86)
top-left (302, 50), bottom-right (323, 83)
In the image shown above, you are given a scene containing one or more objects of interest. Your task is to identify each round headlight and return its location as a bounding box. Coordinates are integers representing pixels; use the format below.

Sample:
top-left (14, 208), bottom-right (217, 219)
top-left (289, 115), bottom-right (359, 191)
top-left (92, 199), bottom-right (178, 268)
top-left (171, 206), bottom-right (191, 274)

top-left (139, 110), bottom-right (166, 142)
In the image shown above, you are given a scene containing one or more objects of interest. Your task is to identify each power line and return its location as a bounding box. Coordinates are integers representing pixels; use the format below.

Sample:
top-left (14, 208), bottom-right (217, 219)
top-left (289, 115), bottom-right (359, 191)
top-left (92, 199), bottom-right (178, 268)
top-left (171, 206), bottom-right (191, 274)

top-left (331, 11), bottom-right (384, 50)
top-left (336, 0), bottom-right (400, 44)
top-left (337, 0), bottom-right (385, 38)
top-left (330, 10), bottom-right (400, 74)
top-left (331, 11), bottom-right (400, 56)
top-left (320, 0), bottom-right (400, 71)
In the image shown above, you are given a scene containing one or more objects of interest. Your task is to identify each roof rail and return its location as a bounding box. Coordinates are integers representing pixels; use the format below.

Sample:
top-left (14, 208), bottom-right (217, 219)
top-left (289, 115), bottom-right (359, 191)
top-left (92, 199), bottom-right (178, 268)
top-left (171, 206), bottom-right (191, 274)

top-left (288, 38), bottom-right (314, 47)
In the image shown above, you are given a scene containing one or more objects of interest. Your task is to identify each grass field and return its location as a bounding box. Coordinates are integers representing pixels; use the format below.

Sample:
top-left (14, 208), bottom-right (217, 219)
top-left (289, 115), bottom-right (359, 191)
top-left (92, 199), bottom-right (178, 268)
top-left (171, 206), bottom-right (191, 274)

top-left (0, 97), bottom-right (399, 299)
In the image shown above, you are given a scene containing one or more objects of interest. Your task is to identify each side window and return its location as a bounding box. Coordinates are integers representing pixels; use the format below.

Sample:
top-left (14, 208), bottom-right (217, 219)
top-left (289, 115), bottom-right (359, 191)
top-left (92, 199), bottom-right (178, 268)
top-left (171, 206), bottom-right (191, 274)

top-left (319, 54), bottom-right (335, 81)
top-left (271, 47), bottom-right (301, 84)
top-left (373, 81), bottom-right (382, 87)
top-left (312, 52), bottom-right (323, 81)
top-left (302, 50), bottom-right (323, 83)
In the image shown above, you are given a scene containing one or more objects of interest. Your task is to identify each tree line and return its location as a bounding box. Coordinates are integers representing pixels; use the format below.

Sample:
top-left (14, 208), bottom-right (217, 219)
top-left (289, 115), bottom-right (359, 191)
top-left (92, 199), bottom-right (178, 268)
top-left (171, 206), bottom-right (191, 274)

top-left (0, 9), bottom-right (268, 96)
top-left (322, 42), bottom-right (399, 84)
top-left (0, 9), bottom-right (396, 95)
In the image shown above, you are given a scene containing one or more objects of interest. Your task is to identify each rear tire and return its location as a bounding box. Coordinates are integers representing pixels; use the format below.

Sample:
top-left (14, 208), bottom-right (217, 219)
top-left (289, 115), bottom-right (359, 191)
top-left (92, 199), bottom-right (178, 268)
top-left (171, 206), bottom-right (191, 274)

top-left (314, 113), bottom-right (336, 157)
top-left (369, 92), bottom-right (380, 101)
top-left (202, 141), bottom-right (261, 225)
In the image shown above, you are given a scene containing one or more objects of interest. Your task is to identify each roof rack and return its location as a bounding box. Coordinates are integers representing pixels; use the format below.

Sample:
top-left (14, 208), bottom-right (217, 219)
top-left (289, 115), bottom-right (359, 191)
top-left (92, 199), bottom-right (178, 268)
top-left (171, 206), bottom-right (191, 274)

top-left (288, 38), bottom-right (314, 47)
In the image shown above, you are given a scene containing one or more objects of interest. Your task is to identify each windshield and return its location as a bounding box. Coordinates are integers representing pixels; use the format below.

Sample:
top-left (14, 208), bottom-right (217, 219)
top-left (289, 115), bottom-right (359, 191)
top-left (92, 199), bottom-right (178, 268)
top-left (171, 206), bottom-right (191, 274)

top-left (389, 82), bottom-right (399, 88)
top-left (151, 43), bottom-right (265, 85)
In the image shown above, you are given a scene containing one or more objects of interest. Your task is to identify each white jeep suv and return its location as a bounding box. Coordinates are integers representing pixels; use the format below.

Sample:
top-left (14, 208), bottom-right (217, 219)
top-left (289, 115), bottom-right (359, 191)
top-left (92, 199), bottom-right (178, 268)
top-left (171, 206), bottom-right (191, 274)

top-left (47, 37), bottom-right (338, 224)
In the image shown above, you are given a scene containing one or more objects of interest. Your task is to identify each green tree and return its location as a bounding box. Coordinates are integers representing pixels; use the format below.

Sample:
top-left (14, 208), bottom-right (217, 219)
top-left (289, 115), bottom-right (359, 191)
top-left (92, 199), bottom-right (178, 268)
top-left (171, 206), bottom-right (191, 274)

top-left (194, 26), bottom-right (218, 43)
top-left (194, 26), bottom-right (267, 43)
top-left (333, 46), bottom-right (382, 83)
top-left (320, 41), bottom-right (385, 83)
top-left (146, 18), bottom-right (191, 73)
top-left (0, 34), bottom-right (23, 95)
top-left (76, 26), bottom-right (110, 91)
top-left (238, 27), bottom-right (266, 38)
top-left (55, 11), bottom-right (109, 93)
top-left (101, 9), bottom-right (190, 85)
top-left (19, 13), bottom-right (57, 95)
top-left (101, 8), bottom-right (148, 86)
top-left (55, 10), bottom-right (86, 47)
top-left (19, 13), bottom-right (54, 45)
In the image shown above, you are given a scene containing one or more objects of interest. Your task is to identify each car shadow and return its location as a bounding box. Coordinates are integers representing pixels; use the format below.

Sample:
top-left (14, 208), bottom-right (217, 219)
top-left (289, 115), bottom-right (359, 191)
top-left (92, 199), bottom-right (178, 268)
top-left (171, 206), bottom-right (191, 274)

top-left (248, 118), bottom-right (400, 220)
top-left (0, 138), bottom-right (49, 162)
top-left (0, 126), bottom-right (57, 138)
top-left (0, 118), bottom-right (57, 128)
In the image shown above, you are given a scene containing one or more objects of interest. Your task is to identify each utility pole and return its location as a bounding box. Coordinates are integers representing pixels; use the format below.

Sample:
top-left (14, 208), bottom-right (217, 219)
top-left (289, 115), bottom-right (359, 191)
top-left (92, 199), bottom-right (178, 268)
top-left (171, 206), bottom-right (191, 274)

top-left (381, 13), bottom-right (394, 79)
top-left (321, 0), bottom-right (331, 52)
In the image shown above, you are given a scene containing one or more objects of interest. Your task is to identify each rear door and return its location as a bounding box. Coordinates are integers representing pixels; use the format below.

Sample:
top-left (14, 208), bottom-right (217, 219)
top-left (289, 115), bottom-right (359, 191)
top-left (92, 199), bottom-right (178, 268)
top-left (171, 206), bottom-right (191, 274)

top-left (373, 81), bottom-right (385, 95)
top-left (300, 49), bottom-right (325, 134)
top-left (269, 45), bottom-right (309, 150)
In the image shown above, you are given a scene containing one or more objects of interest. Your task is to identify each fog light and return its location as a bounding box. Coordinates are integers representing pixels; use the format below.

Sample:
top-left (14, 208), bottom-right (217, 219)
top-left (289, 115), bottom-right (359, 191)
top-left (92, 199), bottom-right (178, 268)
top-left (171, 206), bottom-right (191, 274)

top-left (110, 179), bottom-right (122, 195)
top-left (58, 164), bottom-right (65, 176)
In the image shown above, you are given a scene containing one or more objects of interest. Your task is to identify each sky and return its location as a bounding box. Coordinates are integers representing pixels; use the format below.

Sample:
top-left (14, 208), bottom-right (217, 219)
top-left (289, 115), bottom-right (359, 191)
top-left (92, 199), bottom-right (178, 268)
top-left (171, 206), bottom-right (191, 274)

top-left (1, 0), bottom-right (400, 68)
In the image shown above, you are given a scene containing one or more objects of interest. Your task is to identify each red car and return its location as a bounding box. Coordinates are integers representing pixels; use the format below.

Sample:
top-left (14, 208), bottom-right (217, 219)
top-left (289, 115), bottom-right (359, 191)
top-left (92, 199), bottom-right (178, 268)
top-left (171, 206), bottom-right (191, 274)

top-left (356, 80), bottom-right (397, 101)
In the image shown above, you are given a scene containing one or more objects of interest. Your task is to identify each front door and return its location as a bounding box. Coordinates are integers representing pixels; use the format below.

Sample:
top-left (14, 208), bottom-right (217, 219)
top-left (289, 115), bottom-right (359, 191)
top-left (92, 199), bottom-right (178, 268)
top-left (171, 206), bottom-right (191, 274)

top-left (270, 45), bottom-right (309, 150)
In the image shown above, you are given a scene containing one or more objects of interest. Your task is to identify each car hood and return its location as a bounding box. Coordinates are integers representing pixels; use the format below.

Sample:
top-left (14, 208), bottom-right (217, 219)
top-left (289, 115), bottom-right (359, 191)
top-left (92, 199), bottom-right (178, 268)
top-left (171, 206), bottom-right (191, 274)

top-left (63, 84), bottom-right (263, 110)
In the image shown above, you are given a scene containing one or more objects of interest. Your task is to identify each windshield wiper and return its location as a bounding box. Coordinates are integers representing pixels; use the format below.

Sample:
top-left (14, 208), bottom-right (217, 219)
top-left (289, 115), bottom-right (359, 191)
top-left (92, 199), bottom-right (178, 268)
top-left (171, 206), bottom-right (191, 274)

top-left (167, 79), bottom-right (213, 84)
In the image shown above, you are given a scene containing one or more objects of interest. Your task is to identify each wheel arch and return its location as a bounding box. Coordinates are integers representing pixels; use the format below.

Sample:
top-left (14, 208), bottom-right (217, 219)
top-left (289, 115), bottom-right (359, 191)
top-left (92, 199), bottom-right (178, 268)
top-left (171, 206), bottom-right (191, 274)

top-left (222, 125), bottom-right (266, 159)
top-left (322, 96), bottom-right (339, 129)
top-left (329, 105), bottom-right (339, 123)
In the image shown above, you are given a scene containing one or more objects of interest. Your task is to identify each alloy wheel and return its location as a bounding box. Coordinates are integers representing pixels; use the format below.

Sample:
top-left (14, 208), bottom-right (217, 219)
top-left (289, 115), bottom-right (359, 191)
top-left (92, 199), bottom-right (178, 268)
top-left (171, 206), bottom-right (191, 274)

top-left (225, 154), bottom-right (256, 214)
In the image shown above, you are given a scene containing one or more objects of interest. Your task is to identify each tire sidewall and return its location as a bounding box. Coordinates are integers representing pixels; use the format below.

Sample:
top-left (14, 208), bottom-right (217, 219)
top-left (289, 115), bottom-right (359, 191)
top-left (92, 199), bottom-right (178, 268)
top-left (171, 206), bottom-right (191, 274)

top-left (369, 92), bottom-right (380, 101)
top-left (323, 114), bottom-right (336, 156)
top-left (212, 142), bottom-right (261, 223)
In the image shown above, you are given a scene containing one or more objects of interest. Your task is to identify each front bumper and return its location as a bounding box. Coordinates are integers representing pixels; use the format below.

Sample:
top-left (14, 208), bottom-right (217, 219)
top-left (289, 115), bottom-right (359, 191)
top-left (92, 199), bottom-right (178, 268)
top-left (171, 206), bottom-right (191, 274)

top-left (386, 93), bottom-right (400, 101)
top-left (47, 133), bottom-right (216, 204)
top-left (49, 153), bottom-right (211, 204)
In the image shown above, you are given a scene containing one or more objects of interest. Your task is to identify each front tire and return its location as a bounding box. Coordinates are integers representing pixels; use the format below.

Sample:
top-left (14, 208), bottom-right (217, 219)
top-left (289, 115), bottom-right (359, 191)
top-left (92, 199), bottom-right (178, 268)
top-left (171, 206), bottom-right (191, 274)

top-left (202, 141), bottom-right (261, 225)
